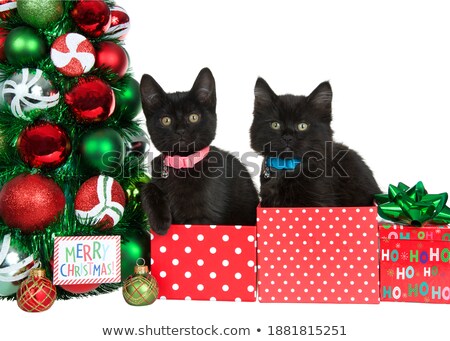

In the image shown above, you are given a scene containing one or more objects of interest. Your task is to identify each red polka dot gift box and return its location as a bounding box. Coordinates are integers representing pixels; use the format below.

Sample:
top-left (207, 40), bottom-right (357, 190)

top-left (257, 206), bottom-right (380, 303)
top-left (151, 224), bottom-right (257, 302)
top-left (379, 223), bottom-right (450, 304)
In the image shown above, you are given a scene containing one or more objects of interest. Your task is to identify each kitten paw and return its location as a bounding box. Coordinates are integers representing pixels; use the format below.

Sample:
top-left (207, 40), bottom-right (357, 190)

top-left (149, 215), bottom-right (172, 236)
top-left (140, 182), bottom-right (172, 235)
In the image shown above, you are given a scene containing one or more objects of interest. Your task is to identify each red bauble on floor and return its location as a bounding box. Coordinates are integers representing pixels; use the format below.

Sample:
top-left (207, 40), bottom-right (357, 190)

top-left (0, 174), bottom-right (66, 233)
top-left (17, 268), bottom-right (56, 312)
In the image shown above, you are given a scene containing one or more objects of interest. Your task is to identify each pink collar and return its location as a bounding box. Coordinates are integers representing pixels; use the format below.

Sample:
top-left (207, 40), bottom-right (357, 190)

top-left (163, 146), bottom-right (211, 169)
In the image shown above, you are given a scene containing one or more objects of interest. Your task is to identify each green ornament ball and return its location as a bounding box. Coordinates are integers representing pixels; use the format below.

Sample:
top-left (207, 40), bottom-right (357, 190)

top-left (123, 268), bottom-right (159, 307)
top-left (80, 128), bottom-right (125, 175)
top-left (17, 0), bottom-right (64, 29)
top-left (114, 77), bottom-right (142, 120)
top-left (4, 27), bottom-right (47, 66)
top-left (126, 174), bottom-right (151, 204)
top-left (121, 229), bottom-right (150, 281)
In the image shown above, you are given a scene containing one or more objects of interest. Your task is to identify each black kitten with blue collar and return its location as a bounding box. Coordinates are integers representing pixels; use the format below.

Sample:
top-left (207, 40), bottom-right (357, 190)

top-left (250, 78), bottom-right (380, 207)
top-left (140, 68), bottom-right (259, 235)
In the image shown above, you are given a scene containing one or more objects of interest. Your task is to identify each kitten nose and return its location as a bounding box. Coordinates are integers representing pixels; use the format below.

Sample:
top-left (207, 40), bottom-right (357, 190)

top-left (177, 129), bottom-right (186, 136)
top-left (282, 135), bottom-right (293, 143)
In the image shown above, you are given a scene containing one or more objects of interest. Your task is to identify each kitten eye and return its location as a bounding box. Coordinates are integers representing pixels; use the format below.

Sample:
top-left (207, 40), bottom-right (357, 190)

top-left (271, 122), bottom-right (281, 130)
top-left (297, 122), bottom-right (309, 131)
top-left (160, 116), bottom-right (172, 126)
top-left (188, 113), bottom-right (200, 123)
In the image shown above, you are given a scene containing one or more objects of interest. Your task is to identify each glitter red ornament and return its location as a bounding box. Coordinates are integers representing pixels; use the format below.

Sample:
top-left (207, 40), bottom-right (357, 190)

top-left (0, 28), bottom-right (9, 61)
top-left (17, 122), bottom-right (71, 169)
top-left (95, 41), bottom-right (129, 78)
top-left (0, 0), bottom-right (17, 21)
top-left (51, 33), bottom-right (95, 77)
top-left (65, 77), bottom-right (115, 123)
top-left (106, 6), bottom-right (130, 40)
top-left (70, 0), bottom-right (111, 38)
top-left (0, 174), bottom-right (66, 234)
top-left (17, 268), bottom-right (56, 313)
top-left (75, 175), bottom-right (126, 229)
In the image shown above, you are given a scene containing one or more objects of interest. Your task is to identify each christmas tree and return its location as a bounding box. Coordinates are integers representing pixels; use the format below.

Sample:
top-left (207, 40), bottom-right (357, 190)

top-left (0, 0), bottom-right (150, 302)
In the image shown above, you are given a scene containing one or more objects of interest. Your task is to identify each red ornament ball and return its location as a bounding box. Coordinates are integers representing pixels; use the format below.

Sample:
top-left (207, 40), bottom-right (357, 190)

top-left (17, 122), bottom-right (71, 169)
top-left (65, 77), bottom-right (115, 123)
top-left (71, 0), bottom-right (111, 38)
top-left (51, 33), bottom-right (95, 77)
top-left (106, 6), bottom-right (130, 40)
top-left (60, 283), bottom-right (100, 294)
top-left (95, 41), bottom-right (129, 78)
top-left (0, 28), bottom-right (9, 61)
top-left (75, 175), bottom-right (126, 229)
top-left (0, 174), bottom-right (66, 234)
top-left (17, 269), bottom-right (56, 313)
top-left (0, 0), bottom-right (17, 21)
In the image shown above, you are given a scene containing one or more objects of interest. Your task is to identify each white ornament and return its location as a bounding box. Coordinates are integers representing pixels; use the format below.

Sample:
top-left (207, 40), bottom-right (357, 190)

top-left (1, 68), bottom-right (60, 120)
top-left (0, 1), bottom-right (17, 14)
top-left (0, 234), bottom-right (38, 296)
top-left (51, 33), bottom-right (95, 77)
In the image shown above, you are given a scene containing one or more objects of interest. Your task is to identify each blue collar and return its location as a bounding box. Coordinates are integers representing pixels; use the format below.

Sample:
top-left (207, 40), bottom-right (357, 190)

top-left (266, 157), bottom-right (302, 171)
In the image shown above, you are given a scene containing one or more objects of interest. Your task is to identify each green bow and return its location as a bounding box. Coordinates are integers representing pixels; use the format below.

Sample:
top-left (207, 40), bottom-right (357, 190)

top-left (374, 181), bottom-right (450, 227)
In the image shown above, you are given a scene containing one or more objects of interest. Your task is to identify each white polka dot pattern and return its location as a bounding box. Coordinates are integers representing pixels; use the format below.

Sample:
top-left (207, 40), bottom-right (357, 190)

top-left (257, 206), bottom-right (380, 303)
top-left (151, 224), bottom-right (257, 302)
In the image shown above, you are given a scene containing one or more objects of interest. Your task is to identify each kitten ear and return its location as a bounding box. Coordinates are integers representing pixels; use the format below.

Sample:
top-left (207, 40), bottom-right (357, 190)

top-left (140, 74), bottom-right (166, 112)
top-left (307, 81), bottom-right (332, 110)
top-left (254, 77), bottom-right (277, 107)
top-left (191, 67), bottom-right (216, 107)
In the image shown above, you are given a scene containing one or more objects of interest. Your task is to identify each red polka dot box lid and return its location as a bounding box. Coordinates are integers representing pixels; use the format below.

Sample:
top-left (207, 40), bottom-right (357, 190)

top-left (257, 206), bottom-right (380, 304)
top-left (151, 224), bottom-right (257, 302)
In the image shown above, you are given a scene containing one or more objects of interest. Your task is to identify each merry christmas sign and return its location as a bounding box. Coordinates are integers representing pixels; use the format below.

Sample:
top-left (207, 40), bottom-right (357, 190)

top-left (379, 224), bottom-right (450, 304)
top-left (53, 236), bottom-right (121, 285)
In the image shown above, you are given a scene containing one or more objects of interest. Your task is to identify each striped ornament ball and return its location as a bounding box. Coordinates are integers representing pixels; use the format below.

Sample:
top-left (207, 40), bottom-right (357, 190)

top-left (75, 175), bottom-right (126, 229)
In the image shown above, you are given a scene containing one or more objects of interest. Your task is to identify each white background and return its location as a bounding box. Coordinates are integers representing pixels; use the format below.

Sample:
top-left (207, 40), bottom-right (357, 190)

top-left (2, 0), bottom-right (450, 340)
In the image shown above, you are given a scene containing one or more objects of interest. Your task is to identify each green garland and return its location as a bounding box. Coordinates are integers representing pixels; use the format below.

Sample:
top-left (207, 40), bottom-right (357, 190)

top-left (0, 2), bottom-right (150, 300)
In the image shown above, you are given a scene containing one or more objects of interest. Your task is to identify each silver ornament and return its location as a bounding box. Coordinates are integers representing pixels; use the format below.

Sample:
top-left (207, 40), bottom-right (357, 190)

top-left (0, 234), bottom-right (36, 297)
top-left (1, 68), bottom-right (60, 121)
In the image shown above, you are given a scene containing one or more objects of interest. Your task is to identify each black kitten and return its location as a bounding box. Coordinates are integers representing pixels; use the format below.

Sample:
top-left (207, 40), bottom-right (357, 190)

top-left (250, 78), bottom-right (380, 207)
top-left (140, 68), bottom-right (259, 235)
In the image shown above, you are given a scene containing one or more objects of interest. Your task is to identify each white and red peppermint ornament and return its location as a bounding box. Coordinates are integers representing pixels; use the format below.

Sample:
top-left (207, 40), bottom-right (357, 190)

top-left (50, 33), bottom-right (95, 77)
top-left (106, 6), bottom-right (130, 40)
top-left (0, 0), bottom-right (17, 21)
top-left (75, 175), bottom-right (126, 229)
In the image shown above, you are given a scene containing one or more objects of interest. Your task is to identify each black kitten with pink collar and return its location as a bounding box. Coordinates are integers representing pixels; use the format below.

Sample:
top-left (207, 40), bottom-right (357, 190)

top-left (140, 68), bottom-right (258, 235)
